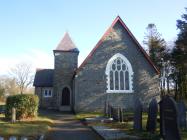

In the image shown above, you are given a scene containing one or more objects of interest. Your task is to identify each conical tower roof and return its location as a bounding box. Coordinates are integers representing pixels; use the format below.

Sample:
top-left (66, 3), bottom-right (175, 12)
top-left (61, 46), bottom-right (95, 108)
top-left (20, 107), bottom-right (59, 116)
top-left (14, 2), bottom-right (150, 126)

top-left (55, 32), bottom-right (79, 52)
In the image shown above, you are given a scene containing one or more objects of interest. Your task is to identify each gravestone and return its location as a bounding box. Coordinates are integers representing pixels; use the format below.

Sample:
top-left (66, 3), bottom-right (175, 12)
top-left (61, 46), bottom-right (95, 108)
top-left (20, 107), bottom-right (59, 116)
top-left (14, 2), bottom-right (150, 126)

top-left (108, 104), bottom-right (112, 118)
top-left (11, 108), bottom-right (16, 123)
top-left (146, 98), bottom-right (158, 133)
top-left (160, 96), bottom-right (181, 140)
top-left (159, 100), bottom-right (164, 137)
top-left (111, 107), bottom-right (118, 121)
top-left (133, 98), bottom-right (142, 131)
top-left (178, 100), bottom-right (187, 129)
top-left (110, 106), bottom-right (114, 119)
top-left (105, 101), bottom-right (108, 116)
top-left (117, 107), bottom-right (120, 122)
top-left (120, 108), bottom-right (124, 123)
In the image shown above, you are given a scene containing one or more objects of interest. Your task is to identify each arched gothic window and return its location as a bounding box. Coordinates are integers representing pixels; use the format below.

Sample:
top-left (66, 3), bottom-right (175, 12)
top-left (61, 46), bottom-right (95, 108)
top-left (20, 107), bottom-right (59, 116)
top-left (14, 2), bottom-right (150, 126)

top-left (105, 53), bottom-right (133, 93)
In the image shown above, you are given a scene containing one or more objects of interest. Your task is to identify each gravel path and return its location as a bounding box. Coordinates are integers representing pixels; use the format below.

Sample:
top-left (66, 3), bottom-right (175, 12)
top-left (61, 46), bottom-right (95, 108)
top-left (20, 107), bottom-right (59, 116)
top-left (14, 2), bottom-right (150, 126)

top-left (41, 110), bottom-right (102, 140)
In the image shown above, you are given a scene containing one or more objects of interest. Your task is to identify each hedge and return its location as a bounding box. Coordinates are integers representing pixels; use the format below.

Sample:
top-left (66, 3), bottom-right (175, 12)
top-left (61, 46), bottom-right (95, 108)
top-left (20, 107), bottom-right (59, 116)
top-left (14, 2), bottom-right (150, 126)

top-left (5, 94), bottom-right (39, 120)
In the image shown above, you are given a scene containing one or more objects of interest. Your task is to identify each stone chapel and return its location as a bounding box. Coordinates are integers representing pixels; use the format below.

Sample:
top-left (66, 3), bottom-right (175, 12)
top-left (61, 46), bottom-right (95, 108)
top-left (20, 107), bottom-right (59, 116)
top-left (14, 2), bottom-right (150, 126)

top-left (33, 16), bottom-right (160, 112)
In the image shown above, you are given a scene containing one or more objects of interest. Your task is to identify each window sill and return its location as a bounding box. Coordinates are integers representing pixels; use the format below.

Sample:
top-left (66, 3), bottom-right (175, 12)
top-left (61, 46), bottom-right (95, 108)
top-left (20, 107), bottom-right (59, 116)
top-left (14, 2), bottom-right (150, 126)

top-left (43, 96), bottom-right (52, 98)
top-left (106, 90), bottom-right (134, 93)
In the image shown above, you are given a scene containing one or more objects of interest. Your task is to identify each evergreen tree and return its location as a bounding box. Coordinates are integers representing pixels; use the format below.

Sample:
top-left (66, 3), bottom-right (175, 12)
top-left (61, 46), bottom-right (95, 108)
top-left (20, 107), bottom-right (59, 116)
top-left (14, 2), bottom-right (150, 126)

top-left (171, 8), bottom-right (187, 100)
top-left (143, 24), bottom-right (167, 69)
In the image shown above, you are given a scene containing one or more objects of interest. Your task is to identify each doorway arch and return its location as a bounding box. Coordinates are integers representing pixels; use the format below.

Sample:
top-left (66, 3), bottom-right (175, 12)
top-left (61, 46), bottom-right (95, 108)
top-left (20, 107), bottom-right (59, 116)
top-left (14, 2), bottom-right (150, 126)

top-left (61, 87), bottom-right (70, 106)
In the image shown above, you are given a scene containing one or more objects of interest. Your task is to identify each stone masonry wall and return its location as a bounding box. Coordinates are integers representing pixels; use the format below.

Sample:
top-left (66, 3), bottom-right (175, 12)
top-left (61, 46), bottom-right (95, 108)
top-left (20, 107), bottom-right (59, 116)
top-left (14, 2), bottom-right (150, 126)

top-left (53, 51), bottom-right (79, 109)
top-left (35, 87), bottom-right (54, 108)
top-left (74, 21), bottom-right (160, 112)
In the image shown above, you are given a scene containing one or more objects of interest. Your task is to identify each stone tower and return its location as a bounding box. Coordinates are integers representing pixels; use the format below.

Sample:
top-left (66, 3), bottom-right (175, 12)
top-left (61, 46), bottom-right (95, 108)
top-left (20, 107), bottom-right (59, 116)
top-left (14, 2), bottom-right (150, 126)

top-left (53, 32), bottom-right (79, 111)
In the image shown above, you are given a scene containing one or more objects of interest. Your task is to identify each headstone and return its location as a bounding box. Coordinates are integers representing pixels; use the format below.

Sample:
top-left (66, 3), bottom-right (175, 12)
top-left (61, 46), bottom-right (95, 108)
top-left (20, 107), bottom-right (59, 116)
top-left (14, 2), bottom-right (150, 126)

top-left (117, 107), bottom-right (120, 122)
top-left (133, 98), bottom-right (142, 130)
top-left (111, 107), bottom-right (118, 121)
top-left (178, 100), bottom-right (187, 129)
top-left (159, 100), bottom-right (164, 137)
top-left (120, 108), bottom-right (124, 123)
top-left (110, 106), bottom-right (113, 119)
top-left (105, 101), bottom-right (108, 116)
top-left (160, 96), bottom-right (181, 140)
top-left (11, 108), bottom-right (16, 123)
top-left (146, 98), bottom-right (158, 133)
top-left (108, 105), bottom-right (112, 118)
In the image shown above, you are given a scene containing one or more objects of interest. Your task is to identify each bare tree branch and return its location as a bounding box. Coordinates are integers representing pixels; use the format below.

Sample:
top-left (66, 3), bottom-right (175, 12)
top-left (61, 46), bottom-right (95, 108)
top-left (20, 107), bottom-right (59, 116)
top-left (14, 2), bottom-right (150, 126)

top-left (10, 63), bottom-right (33, 94)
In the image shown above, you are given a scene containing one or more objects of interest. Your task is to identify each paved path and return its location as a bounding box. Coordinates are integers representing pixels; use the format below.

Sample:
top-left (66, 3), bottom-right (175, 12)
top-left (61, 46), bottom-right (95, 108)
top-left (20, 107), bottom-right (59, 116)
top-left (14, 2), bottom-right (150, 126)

top-left (41, 110), bottom-right (103, 140)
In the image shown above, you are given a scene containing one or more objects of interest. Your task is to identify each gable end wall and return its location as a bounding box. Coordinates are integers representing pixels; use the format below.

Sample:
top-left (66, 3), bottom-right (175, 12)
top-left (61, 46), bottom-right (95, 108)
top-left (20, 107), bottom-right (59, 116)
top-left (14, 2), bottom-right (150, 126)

top-left (74, 21), bottom-right (160, 112)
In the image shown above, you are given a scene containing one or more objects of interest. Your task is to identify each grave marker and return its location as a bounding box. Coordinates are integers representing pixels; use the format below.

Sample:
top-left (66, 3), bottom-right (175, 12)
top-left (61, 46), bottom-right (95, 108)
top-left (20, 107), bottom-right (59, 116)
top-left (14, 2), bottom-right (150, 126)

top-left (133, 99), bottom-right (142, 131)
top-left (178, 100), bottom-right (187, 129)
top-left (120, 107), bottom-right (124, 123)
top-left (160, 96), bottom-right (181, 140)
top-left (146, 98), bottom-right (158, 133)
top-left (11, 108), bottom-right (16, 123)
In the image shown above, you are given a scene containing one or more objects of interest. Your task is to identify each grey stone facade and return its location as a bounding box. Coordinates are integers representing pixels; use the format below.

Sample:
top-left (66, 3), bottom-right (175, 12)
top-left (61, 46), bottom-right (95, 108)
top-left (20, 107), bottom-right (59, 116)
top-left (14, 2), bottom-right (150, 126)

top-left (35, 87), bottom-right (54, 108)
top-left (33, 16), bottom-right (160, 112)
top-left (74, 20), bottom-right (159, 112)
top-left (53, 51), bottom-right (79, 110)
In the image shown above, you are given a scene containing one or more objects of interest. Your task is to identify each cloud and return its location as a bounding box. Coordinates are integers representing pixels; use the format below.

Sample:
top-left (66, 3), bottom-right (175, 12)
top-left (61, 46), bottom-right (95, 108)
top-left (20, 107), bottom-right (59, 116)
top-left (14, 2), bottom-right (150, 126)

top-left (0, 49), bottom-right (54, 75)
top-left (0, 48), bottom-right (88, 76)
top-left (25, 49), bottom-right (54, 70)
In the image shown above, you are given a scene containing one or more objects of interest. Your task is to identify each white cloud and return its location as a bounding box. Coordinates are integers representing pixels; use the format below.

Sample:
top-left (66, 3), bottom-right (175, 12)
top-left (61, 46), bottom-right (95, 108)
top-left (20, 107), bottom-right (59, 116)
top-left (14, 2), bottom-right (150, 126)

top-left (0, 49), bottom-right (54, 75)
top-left (0, 48), bottom-right (89, 76)
top-left (25, 49), bottom-right (54, 70)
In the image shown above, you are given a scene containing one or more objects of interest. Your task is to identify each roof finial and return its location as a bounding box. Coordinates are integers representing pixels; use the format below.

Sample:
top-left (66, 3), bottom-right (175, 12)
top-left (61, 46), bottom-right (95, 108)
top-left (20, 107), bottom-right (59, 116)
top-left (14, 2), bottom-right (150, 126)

top-left (65, 29), bottom-right (69, 34)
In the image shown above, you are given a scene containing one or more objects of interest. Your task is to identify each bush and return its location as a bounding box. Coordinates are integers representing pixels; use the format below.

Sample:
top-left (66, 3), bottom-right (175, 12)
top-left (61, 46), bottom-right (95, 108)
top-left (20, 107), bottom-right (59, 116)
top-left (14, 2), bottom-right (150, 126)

top-left (5, 94), bottom-right (39, 120)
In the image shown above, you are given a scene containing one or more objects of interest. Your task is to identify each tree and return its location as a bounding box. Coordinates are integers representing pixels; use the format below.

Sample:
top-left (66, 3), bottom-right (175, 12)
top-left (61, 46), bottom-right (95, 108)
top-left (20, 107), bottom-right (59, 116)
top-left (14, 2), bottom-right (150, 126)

top-left (3, 77), bottom-right (19, 95)
top-left (0, 76), bottom-right (20, 101)
top-left (0, 85), bottom-right (5, 102)
top-left (171, 8), bottom-right (187, 100)
top-left (10, 63), bottom-right (33, 94)
top-left (143, 24), bottom-right (167, 69)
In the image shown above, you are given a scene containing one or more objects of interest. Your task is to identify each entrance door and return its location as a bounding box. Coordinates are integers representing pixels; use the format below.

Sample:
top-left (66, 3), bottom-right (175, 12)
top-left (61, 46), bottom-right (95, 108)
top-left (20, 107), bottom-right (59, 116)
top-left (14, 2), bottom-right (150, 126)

top-left (61, 87), bottom-right (70, 106)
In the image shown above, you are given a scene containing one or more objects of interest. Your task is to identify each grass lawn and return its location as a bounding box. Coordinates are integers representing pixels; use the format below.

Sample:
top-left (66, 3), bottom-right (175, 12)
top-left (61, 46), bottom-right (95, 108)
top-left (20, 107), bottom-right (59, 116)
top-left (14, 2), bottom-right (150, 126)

top-left (76, 112), bottom-right (187, 140)
top-left (0, 112), bottom-right (53, 137)
top-left (75, 112), bottom-right (103, 120)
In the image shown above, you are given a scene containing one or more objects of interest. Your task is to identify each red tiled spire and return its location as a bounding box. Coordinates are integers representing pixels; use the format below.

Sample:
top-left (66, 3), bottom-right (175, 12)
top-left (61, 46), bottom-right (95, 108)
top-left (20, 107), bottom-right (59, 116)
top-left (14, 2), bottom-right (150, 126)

top-left (55, 32), bottom-right (77, 51)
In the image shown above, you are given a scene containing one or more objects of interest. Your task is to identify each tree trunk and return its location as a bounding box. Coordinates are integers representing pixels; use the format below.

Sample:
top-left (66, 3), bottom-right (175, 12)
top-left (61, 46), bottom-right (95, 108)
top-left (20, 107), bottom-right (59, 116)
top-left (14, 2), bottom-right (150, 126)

top-left (167, 78), bottom-right (170, 95)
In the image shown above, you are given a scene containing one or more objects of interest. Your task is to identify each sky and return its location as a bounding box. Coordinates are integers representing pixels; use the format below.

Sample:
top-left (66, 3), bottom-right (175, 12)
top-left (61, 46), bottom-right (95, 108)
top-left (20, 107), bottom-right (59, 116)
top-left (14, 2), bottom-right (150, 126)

top-left (0, 0), bottom-right (186, 75)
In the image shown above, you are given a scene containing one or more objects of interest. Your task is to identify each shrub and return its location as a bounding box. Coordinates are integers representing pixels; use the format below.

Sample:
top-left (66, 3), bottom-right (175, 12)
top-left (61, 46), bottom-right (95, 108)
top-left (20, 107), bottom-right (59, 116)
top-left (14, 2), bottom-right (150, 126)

top-left (5, 94), bottom-right (39, 120)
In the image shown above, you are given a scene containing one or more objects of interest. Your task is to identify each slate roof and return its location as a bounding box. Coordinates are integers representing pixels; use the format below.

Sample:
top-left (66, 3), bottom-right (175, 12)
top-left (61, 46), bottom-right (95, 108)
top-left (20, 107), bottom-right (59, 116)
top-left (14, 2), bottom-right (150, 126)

top-left (33, 69), bottom-right (54, 87)
top-left (54, 32), bottom-right (79, 52)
